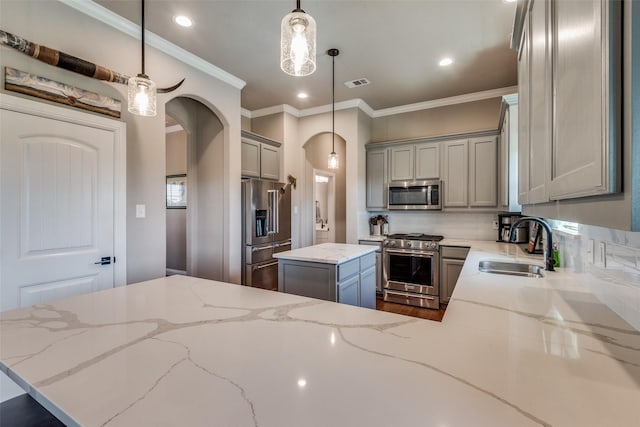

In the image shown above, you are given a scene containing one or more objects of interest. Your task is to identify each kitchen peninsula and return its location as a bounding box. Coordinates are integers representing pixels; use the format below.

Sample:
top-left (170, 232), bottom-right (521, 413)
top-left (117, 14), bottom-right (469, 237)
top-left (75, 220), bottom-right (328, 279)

top-left (1, 241), bottom-right (639, 427)
top-left (274, 243), bottom-right (377, 309)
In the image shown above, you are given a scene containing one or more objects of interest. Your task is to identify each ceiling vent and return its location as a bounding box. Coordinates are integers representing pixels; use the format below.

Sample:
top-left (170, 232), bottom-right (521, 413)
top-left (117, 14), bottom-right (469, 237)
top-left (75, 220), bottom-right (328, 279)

top-left (344, 78), bottom-right (370, 89)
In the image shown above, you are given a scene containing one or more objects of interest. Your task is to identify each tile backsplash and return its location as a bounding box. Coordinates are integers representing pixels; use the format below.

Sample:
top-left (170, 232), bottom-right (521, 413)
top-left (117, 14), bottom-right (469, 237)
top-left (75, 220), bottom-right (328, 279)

top-left (369, 211), bottom-right (497, 241)
top-left (550, 220), bottom-right (640, 331)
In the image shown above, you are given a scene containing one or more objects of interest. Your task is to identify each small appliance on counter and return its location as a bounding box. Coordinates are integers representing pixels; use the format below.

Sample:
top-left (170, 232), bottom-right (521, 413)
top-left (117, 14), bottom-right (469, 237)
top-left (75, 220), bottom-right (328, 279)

top-left (497, 212), bottom-right (528, 243)
top-left (369, 215), bottom-right (389, 236)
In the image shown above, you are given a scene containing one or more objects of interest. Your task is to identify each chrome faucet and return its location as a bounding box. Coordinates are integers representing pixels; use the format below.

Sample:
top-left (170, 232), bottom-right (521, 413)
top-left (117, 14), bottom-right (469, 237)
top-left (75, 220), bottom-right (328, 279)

top-left (509, 217), bottom-right (555, 271)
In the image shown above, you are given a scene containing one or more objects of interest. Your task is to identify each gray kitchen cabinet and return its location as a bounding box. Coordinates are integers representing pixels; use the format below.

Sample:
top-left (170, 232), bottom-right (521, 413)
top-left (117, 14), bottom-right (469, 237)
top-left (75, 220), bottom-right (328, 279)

top-left (358, 239), bottom-right (383, 293)
top-left (549, 0), bottom-right (620, 199)
top-left (442, 139), bottom-right (469, 207)
top-left (516, 0), bottom-right (620, 204)
top-left (414, 142), bottom-right (440, 180)
top-left (442, 137), bottom-right (497, 209)
top-left (498, 94), bottom-right (520, 212)
top-left (389, 145), bottom-right (414, 181)
top-left (469, 136), bottom-right (498, 207)
top-left (389, 142), bottom-right (439, 183)
top-left (278, 252), bottom-right (377, 309)
top-left (260, 144), bottom-right (280, 180)
top-left (440, 246), bottom-right (469, 304)
top-left (366, 148), bottom-right (387, 210)
top-left (443, 137), bottom-right (498, 209)
top-left (526, 0), bottom-right (551, 204)
top-left (241, 138), bottom-right (260, 178)
top-left (359, 266), bottom-right (377, 308)
top-left (337, 275), bottom-right (359, 306)
top-left (517, 10), bottom-right (530, 206)
top-left (241, 131), bottom-right (281, 181)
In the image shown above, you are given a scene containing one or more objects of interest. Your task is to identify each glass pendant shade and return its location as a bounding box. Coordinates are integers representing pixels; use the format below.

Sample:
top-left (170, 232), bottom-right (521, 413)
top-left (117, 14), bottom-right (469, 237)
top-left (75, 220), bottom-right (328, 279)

top-left (328, 151), bottom-right (339, 170)
top-left (128, 74), bottom-right (157, 117)
top-left (280, 10), bottom-right (316, 76)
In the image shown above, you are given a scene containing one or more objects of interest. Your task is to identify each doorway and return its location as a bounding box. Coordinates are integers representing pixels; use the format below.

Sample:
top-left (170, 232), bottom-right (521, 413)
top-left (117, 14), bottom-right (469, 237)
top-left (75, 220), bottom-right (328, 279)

top-left (313, 170), bottom-right (335, 244)
top-left (165, 115), bottom-right (187, 275)
top-left (165, 97), bottom-right (225, 280)
top-left (303, 132), bottom-right (346, 246)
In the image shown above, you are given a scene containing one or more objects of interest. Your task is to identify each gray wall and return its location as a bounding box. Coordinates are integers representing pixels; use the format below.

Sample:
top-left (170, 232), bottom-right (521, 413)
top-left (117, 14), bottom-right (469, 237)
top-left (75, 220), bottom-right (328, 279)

top-left (0, 0), bottom-right (243, 284)
top-left (372, 98), bottom-right (502, 142)
top-left (166, 129), bottom-right (187, 272)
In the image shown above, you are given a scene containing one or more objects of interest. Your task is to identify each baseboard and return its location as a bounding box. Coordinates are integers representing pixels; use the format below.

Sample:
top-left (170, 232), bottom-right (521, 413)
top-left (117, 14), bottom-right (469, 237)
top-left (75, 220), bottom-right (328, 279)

top-left (166, 268), bottom-right (187, 276)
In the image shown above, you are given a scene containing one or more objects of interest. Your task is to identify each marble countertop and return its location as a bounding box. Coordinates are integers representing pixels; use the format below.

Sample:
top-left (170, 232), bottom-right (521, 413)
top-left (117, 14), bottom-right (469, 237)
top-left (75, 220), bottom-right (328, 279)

top-left (273, 243), bottom-right (378, 264)
top-left (1, 241), bottom-right (639, 426)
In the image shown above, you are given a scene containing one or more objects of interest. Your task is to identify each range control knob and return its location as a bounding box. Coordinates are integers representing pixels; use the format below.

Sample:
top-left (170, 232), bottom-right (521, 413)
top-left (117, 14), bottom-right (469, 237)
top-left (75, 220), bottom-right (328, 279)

top-left (388, 241), bottom-right (396, 247)
top-left (407, 242), bottom-right (412, 248)
top-left (430, 242), bottom-right (437, 249)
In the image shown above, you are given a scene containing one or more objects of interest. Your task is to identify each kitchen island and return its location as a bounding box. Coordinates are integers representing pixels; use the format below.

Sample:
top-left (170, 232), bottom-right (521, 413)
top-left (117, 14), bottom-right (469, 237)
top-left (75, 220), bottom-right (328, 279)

top-left (274, 243), bottom-right (378, 309)
top-left (0, 241), bottom-right (639, 427)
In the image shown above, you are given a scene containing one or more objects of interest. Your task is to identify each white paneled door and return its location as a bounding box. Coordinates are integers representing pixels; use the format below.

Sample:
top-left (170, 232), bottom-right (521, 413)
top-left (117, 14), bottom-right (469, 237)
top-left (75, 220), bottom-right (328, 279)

top-left (0, 96), bottom-right (126, 312)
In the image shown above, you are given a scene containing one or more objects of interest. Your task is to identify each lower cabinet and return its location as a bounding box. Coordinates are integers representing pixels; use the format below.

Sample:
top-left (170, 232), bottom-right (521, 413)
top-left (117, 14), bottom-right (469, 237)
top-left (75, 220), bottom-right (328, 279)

top-left (337, 275), bottom-right (360, 306)
top-left (440, 246), bottom-right (469, 304)
top-left (278, 252), bottom-right (377, 309)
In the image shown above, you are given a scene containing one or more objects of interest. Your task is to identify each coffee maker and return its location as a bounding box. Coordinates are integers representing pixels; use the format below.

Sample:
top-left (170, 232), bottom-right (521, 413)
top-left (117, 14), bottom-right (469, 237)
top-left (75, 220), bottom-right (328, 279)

top-left (497, 212), bottom-right (528, 243)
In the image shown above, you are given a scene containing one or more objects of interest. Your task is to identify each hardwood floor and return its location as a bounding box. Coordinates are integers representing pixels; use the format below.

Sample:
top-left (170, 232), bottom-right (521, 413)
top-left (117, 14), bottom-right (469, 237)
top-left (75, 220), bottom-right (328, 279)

top-left (376, 297), bottom-right (446, 322)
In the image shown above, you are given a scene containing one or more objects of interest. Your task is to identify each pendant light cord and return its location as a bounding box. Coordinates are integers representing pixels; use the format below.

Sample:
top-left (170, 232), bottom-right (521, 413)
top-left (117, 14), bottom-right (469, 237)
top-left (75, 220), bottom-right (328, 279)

top-left (141, 0), bottom-right (146, 76)
top-left (332, 52), bottom-right (335, 154)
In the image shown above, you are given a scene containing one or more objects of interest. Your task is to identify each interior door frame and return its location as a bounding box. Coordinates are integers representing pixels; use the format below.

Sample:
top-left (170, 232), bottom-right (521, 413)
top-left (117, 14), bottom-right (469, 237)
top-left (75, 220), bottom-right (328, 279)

top-left (0, 93), bottom-right (127, 288)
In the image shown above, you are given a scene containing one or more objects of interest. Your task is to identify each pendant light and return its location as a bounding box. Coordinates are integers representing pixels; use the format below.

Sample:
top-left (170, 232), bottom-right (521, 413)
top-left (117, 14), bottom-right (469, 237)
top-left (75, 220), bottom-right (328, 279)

top-left (280, 0), bottom-right (316, 77)
top-left (327, 48), bottom-right (339, 170)
top-left (128, 0), bottom-right (157, 116)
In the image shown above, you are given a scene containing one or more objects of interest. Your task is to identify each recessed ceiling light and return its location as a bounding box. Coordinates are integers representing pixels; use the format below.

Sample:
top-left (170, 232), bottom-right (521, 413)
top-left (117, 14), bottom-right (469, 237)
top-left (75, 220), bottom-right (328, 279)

top-left (503, 0), bottom-right (516, 3)
top-left (297, 92), bottom-right (309, 99)
top-left (439, 57), bottom-right (454, 67)
top-left (174, 15), bottom-right (193, 27)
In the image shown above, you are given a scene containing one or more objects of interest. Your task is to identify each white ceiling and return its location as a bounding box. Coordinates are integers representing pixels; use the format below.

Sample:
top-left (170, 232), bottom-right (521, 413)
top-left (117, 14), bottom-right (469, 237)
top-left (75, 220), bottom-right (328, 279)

top-left (95, 0), bottom-right (518, 112)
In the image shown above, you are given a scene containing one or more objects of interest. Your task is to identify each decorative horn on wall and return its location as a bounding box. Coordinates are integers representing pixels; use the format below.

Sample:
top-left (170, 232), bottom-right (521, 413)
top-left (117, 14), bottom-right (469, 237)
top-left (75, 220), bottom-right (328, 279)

top-left (0, 29), bottom-right (184, 93)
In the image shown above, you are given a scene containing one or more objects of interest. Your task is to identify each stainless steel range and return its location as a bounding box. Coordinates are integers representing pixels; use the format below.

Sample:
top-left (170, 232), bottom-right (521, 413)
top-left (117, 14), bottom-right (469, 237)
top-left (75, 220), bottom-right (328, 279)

top-left (382, 233), bottom-right (443, 309)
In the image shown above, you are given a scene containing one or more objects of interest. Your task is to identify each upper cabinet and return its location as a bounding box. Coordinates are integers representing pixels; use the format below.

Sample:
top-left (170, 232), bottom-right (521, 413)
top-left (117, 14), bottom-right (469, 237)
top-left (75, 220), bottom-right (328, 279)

top-left (366, 132), bottom-right (498, 212)
top-left (414, 142), bottom-right (440, 180)
top-left (389, 146), bottom-right (414, 181)
top-left (442, 137), bottom-right (498, 208)
top-left (469, 136), bottom-right (498, 207)
top-left (389, 142), bottom-right (440, 182)
top-left (516, 0), bottom-right (621, 205)
top-left (241, 131), bottom-right (281, 181)
top-left (366, 148), bottom-right (387, 210)
top-left (498, 94), bottom-right (520, 212)
top-left (549, 0), bottom-right (621, 199)
top-left (442, 139), bottom-right (468, 207)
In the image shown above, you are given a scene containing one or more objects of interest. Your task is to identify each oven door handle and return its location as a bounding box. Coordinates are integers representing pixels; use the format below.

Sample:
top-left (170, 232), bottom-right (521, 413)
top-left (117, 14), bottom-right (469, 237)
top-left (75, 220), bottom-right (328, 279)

top-left (252, 260), bottom-right (279, 271)
top-left (384, 249), bottom-right (436, 258)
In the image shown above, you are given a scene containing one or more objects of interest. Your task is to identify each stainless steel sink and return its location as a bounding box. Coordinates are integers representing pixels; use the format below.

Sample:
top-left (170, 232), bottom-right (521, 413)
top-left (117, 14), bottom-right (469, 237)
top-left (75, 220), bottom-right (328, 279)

top-left (478, 260), bottom-right (544, 278)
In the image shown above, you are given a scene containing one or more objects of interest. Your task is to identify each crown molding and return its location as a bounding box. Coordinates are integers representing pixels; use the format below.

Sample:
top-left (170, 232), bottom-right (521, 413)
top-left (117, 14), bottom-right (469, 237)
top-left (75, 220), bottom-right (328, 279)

top-left (371, 86), bottom-right (518, 118)
top-left (58, 0), bottom-right (246, 90)
top-left (247, 99), bottom-right (374, 119)
top-left (245, 87), bottom-right (517, 120)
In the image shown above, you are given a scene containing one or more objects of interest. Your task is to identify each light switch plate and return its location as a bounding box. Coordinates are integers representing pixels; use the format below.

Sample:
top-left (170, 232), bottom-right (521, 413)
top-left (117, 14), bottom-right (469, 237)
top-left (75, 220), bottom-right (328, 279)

top-left (492, 220), bottom-right (499, 230)
top-left (136, 204), bottom-right (146, 218)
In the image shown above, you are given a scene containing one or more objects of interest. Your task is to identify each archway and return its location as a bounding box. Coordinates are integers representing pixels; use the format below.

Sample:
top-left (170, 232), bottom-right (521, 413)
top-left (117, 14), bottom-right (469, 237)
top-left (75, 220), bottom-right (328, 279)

top-left (304, 132), bottom-right (347, 244)
top-left (165, 97), bottom-right (225, 280)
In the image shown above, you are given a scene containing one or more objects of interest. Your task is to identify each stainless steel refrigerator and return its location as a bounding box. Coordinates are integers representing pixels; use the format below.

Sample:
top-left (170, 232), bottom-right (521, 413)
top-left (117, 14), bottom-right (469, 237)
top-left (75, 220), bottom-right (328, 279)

top-left (241, 179), bottom-right (291, 290)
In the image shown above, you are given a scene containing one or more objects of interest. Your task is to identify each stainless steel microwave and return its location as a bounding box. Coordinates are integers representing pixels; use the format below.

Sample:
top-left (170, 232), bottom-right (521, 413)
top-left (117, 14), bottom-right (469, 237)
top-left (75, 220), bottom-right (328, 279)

top-left (387, 180), bottom-right (441, 210)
